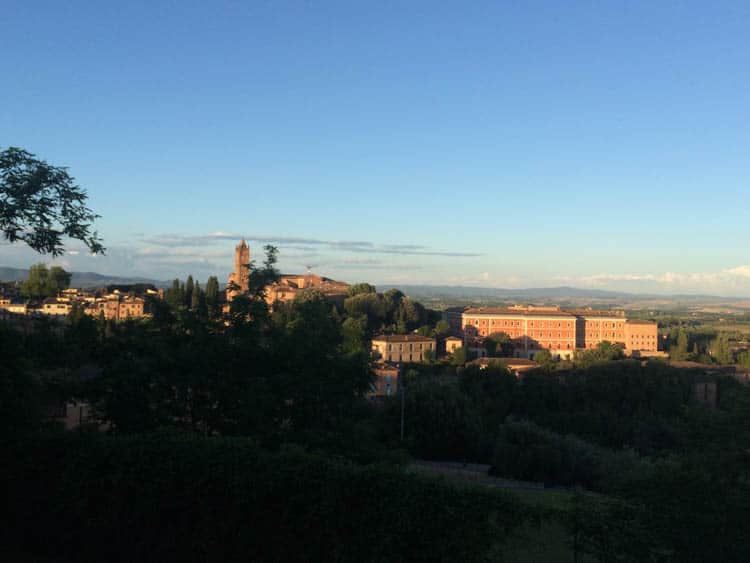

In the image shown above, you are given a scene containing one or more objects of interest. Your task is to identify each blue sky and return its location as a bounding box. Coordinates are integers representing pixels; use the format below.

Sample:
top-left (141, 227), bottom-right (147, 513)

top-left (2, 1), bottom-right (749, 295)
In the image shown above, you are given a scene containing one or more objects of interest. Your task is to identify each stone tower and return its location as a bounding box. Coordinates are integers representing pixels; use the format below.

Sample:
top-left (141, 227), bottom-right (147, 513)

top-left (227, 238), bottom-right (250, 300)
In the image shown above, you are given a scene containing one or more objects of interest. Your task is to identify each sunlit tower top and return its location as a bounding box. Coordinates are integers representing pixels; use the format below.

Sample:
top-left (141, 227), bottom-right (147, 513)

top-left (227, 238), bottom-right (250, 300)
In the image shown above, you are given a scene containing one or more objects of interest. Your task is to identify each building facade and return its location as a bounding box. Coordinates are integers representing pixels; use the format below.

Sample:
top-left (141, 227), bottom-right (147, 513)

top-left (371, 334), bottom-right (436, 363)
top-left (460, 306), bottom-right (658, 358)
top-left (623, 320), bottom-right (659, 354)
top-left (265, 274), bottom-right (350, 307)
top-left (444, 336), bottom-right (463, 355)
top-left (85, 295), bottom-right (147, 321)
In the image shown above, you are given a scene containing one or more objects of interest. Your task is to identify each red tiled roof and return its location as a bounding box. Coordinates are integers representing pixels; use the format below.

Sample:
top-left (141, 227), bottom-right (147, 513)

top-left (372, 334), bottom-right (435, 343)
top-left (565, 309), bottom-right (625, 318)
top-left (463, 308), bottom-right (575, 317)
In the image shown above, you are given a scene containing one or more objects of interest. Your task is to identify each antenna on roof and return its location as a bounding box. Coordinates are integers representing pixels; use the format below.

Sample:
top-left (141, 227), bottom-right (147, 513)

top-left (304, 264), bottom-right (318, 274)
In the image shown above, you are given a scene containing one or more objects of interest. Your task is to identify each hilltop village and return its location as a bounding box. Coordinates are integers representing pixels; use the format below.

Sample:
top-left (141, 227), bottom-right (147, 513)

top-left (0, 238), bottom-right (664, 374)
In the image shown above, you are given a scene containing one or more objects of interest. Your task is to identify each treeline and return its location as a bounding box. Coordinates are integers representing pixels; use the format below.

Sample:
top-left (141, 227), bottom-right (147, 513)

top-left (382, 361), bottom-right (750, 465)
top-left (164, 274), bottom-right (222, 314)
top-left (343, 282), bottom-right (446, 336)
top-left (375, 361), bottom-right (750, 560)
top-left (2, 432), bottom-right (532, 563)
top-left (665, 326), bottom-right (750, 365)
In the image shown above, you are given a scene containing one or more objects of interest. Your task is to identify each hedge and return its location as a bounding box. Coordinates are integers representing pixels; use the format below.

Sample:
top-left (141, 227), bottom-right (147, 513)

top-left (2, 432), bottom-right (531, 562)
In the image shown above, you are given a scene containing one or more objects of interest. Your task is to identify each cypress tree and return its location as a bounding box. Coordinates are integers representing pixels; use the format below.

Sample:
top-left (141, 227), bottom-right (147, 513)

top-left (205, 276), bottom-right (220, 315)
top-left (185, 275), bottom-right (194, 307)
top-left (191, 281), bottom-right (201, 310)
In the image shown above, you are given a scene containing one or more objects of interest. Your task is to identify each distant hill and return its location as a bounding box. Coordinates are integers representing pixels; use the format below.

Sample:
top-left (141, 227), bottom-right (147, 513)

top-left (0, 266), bottom-right (166, 288)
top-left (380, 284), bottom-right (636, 300)
top-left (377, 283), bottom-right (750, 310)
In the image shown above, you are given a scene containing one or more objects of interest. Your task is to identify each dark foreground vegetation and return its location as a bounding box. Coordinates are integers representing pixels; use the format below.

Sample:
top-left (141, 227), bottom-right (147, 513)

top-left (2, 249), bottom-right (750, 561)
top-left (3, 433), bottom-right (531, 562)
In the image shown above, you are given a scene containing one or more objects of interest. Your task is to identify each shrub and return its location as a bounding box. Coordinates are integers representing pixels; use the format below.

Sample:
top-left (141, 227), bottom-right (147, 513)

top-left (2, 432), bottom-right (531, 562)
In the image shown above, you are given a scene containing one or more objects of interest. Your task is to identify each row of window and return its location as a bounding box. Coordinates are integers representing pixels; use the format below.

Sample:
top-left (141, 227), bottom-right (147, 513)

top-left (385, 343), bottom-right (433, 351)
top-left (470, 319), bottom-right (574, 328)
top-left (529, 332), bottom-right (573, 338)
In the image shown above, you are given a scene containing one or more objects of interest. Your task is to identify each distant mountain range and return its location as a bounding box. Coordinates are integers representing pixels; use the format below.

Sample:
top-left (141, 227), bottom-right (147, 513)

top-left (0, 266), bottom-right (166, 288)
top-left (2, 266), bottom-right (747, 306)
top-left (379, 284), bottom-right (750, 305)
top-left (387, 284), bottom-right (634, 299)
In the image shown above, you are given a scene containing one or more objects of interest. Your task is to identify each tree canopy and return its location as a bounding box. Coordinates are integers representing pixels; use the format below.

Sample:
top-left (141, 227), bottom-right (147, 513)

top-left (21, 263), bottom-right (71, 300)
top-left (0, 147), bottom-right (104, 256)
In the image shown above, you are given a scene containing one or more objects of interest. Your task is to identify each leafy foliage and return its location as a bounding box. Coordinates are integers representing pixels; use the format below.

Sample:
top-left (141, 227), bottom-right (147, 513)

top-left (2, 433), bottom-right (532, 563)
top-left (20, 263), bottom-right (72, 299)
top-left (0, 147), bottom-right (104, 255)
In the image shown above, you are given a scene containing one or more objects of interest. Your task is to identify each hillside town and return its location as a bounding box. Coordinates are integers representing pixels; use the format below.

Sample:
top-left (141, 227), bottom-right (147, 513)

top-left (2, 239), bottom-right (662, 365)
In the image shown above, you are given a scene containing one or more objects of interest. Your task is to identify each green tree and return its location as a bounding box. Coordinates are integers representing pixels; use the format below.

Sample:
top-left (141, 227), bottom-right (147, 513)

top-left (485, 332), bottom-right (513, 357)
top-left (347, 282), bottom-right (377, 297)
top-left (21, 263), bottom-right (50, 300)
top-left (534, 349), bottom-right (555, 371)
top-left (709, 333), bottom-right (732, 364)
top-left (48, 266), bottom-right (72, 294)
top-left (0, 147), bottom-right (104, 255)
top-left (344, 292), bottom-right (386, 334)
top-left (383, 288), bottom-right (405, 325)
top-left (191, 281), bottom-right (201, 310)
top-left (451, 346), bottom-right (467, 366)
top-left (0, 325), bottom-right (43, 438)
top-left (434, 320), bottom-right (451, 338)
top-left (205, 275), bottom-right (220, 316)
top-left (416, 324), bottom-right (434, 337)
top-left (20, 263), bottom-right (71, 299)
top-left (396, 298), bottom-right (426, 333)
top-left (342, 315), bottom-right (368, 356)
top-left (165, 279), bottom-right (184, 308)
top-left (670, 330), bottom-right (690, 361)
top-left (272, 289), bottom-right (372, 435)
top-left (185, 275), bottom-right (194, 307)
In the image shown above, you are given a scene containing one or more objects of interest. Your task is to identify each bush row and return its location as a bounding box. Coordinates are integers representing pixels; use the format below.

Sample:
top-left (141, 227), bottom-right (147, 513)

top-left (3, 432), bottom-right (531, 563)
top-left (491, 419), bottom-right (644, 488)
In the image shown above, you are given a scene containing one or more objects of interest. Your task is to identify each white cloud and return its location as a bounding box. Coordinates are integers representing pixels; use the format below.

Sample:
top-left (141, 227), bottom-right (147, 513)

top-left (557, 265), bottom-right (750, 296)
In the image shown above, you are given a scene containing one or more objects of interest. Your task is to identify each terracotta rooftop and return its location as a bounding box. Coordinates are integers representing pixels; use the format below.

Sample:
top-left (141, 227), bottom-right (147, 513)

top-left (463, 307), bottom-right (575, 317)
top-left (565, 309), bottom-right (626, 318)
top-left (463, 307), bottom-right (629, 318)
top-left (471, 357), bottom-right (539, 367)
top-left (372, 334), bottom-right (436, 343)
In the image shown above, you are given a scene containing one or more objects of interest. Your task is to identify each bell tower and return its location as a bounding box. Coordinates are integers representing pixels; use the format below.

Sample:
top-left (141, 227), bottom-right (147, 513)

top-left (227, 238), bottom-right (250, 300)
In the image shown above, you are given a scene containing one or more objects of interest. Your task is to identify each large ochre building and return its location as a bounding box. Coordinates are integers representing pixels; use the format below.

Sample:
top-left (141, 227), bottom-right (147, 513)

top-left (460, 306), bottom-right (658, 359)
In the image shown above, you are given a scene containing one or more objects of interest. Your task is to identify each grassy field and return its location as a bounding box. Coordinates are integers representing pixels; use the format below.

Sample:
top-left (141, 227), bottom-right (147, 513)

top-left (502, 489), bottom-right (597, 563)
top-left (408, 462), bottom-right (595, 562)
